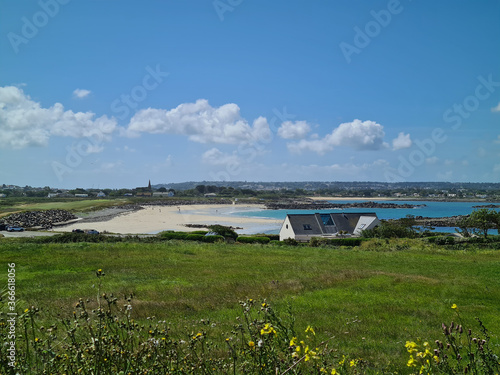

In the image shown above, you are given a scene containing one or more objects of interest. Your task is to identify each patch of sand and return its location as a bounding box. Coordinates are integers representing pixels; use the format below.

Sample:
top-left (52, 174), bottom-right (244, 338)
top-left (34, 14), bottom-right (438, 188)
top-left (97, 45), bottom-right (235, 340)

top-left (55, 204), bottom-right (282, 235)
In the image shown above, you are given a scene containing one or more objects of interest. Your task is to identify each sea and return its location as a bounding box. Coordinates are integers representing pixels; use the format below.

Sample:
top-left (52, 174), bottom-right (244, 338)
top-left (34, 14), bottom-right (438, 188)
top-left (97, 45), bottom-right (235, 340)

top-left (233, 200), bottom-right (499, 235)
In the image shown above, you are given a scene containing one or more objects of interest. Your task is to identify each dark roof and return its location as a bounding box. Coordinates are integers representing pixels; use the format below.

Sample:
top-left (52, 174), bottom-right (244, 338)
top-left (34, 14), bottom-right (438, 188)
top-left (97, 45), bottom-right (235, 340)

top-left (286, 212), bottom-right (377, 235)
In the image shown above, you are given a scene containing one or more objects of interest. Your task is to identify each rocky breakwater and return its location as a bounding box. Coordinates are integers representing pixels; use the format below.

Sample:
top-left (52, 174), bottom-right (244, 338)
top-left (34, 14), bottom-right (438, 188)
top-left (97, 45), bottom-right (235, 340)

top-left (0, 210), bottom-right (78, 229)
top-left (265, 200), bottom-right (426, 210)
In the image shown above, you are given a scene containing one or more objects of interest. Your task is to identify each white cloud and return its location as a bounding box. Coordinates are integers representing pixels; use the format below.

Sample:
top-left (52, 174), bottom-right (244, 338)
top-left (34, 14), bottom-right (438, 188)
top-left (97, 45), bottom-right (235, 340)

top-left (125, 99), bottom-right (272, 144)
top-left (202, 147), bottom-right (241, 166)
top-left (392, 132), bottom-right (412, 150)
top-left (491, 102), bottom-right (500, 112)
top-left (73, 89), bottom-right (91, 99)
top-left (0, 86), bottom-right (117, 149)
top-left (277, 121), bottom-right (311, 139)
top-left (426, 156), bottom-right (438, 164)
top-left (287, 119), bottom-right (387, 154)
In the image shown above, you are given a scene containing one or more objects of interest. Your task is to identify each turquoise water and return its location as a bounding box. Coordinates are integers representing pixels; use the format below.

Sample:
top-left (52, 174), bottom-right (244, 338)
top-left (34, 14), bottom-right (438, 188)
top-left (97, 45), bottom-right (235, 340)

top-left (233, 201), bottom-right (499, 234)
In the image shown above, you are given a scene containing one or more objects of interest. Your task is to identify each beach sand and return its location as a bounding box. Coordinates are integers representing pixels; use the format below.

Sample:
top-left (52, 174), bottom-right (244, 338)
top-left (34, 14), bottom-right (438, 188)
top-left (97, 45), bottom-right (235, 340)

top-left (55, 204), bottom-right (282, 235)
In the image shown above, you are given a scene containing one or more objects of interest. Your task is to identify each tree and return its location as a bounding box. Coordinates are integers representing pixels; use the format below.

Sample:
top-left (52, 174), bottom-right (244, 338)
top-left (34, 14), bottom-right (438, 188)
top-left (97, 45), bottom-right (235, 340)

top-left (209, 225), bottom-right (238, 240)
top-left (461, 208), bottom-right (500, 239)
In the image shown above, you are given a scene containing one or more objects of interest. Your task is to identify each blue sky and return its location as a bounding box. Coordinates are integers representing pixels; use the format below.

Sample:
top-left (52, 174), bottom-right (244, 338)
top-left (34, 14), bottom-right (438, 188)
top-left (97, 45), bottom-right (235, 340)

top-left (1, 0), bottom-right (499, 188)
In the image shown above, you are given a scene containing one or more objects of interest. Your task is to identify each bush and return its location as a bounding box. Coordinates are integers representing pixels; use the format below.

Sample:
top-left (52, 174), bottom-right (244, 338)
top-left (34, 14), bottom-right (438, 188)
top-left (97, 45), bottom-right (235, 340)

top-left (327, 238), bottom-right (363, 246)
top-left (202, 234), bottom-right (225, 243)
top-left (185, 234), bottom-right (206, 242)
top-left (283, 238), bottom-right (298, 246)
top-left (190, 230), bottom-right (209, 235)
top-left (209, 225), bottom-right (238, 240)
top-left (237, 236), bottom-right (270, 244)
top-left (160, 232), bottom-right (189, 240)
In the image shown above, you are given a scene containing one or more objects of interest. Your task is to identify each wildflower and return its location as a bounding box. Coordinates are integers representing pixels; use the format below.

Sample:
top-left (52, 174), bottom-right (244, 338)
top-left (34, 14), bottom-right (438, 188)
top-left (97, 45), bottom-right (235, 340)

top-left (451, 303), bottom-right (457, 309)
top-left (331, 369), bottom-right (337, 375)
top-left (349, 359), bottom-right (357, 367)
top-left (339, 355), bottom-right (346, 365)
top-left (260, 323), bottom-right (277, 336)
top-left (305, 325), bottom-right (316, 336)
top-left (248, 341), bottom-right (255, 349)
top-left (407, 355), bottom-right (416, 367)
top-left (290, 337), bottom-right (297, 347)
top-left (24, 308), bottom-right (29, 313)
top-left (405, 341), bottom-right (418, 353)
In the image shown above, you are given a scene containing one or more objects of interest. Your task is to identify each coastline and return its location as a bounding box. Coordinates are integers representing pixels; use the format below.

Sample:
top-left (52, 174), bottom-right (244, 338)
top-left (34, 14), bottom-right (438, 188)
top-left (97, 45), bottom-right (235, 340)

top-left (55, 204), bottom-right (282, 235)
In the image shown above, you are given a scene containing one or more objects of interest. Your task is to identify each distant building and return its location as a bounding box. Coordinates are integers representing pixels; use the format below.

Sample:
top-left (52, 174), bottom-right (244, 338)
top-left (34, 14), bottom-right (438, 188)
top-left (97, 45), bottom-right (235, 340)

top-left (280, 212), bottom-right (380, 242)
top-left (204, 193), bottom-right (217, 198)
top-left (153, 191), bottom-right (175, 197)
top-left (0, 193), bottom-right (6, 198)
top-left (136, 180), bottom-right (153, 197)
top-left (75, 193), bottom-right (89, 197)
top-left (97, 191), bottom-right (106, 198)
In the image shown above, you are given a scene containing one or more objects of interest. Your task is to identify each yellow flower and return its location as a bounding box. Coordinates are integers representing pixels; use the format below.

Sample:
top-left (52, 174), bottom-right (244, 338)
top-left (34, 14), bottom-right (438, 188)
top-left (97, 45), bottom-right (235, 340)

top-left (305, 325), bottom-right (316, 336)
top-left (339, 355), bottom-right (346, 365)
top-left (331, 369), bottom-right (337, 375)
top-left (260, 323), bottom-right (277, 336)
top-left (290, 337), bottom-right (297, 346)
top-left (248, 341), bottom-right (255, 349)
top-left (350, 359), bottom-right (357, 367)
top-left (405, 341), bottom-right (418, 353)
top-left (98, 269), bottom-right (102, 272)
top-left (451, 303), bottom-right (457, 309)
top-left (407, 355), bottom-right (416, 367)
top-left (24, 308), bottom-right (29, 313)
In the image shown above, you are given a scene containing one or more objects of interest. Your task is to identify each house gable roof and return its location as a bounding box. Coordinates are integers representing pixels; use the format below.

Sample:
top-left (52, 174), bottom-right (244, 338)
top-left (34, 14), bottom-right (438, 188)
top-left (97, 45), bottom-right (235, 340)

top-left (285, 212), bottom-right (378, 236)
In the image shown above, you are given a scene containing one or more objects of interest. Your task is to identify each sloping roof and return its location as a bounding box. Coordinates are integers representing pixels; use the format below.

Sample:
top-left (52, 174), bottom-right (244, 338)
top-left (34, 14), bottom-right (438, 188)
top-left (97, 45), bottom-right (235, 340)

top-left (286, 212), bottom-right (378, 236)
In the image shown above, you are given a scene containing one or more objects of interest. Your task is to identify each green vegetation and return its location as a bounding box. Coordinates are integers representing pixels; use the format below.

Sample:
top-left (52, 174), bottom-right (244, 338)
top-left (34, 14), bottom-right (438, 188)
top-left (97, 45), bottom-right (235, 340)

top-left (1, 237), bottom-right (499, 373)
top-left (0, 198), bottom-right (132, 218)
top-left (456, 208), bottom-right (500, 238)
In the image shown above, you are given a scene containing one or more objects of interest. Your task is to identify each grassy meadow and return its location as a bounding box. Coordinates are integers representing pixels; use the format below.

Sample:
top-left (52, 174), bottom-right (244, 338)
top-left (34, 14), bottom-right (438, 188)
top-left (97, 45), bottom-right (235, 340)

top-left (1, 237), bottom-right (500, 373)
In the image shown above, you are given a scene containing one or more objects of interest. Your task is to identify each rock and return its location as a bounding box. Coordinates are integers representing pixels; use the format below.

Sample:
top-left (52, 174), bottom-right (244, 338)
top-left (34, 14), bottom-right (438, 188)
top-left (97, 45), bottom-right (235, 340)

top-left (0, 209), bottom-right (77, 229)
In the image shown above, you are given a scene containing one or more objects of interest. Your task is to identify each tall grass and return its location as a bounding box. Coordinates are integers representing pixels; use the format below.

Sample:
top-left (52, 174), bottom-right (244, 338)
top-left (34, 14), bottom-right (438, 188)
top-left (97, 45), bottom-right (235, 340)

top-left (1, 238), bottom-right (499, 373)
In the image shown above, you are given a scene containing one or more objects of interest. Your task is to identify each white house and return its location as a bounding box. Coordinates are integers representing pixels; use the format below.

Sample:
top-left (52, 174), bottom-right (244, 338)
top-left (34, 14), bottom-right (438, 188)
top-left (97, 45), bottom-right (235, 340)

top-left (279, 212), bottom-right (380, 242)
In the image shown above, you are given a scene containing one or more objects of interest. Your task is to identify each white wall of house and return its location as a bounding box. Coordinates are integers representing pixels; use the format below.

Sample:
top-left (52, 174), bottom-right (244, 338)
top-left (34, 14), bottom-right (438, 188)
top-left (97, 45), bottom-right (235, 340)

top-left (279, 217), bottom-right (296, 241)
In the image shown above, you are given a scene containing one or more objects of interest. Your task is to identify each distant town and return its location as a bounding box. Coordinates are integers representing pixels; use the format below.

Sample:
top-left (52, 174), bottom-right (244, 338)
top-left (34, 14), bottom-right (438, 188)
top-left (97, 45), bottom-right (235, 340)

top-left (1, 181), bottom-right (500, 201)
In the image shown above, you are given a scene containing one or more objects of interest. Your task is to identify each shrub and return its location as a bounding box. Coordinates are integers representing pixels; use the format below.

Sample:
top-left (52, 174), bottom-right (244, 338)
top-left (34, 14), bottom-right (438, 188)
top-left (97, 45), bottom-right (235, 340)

top-left (237, 236), bottom-right (270, 244)
top-left (208, 224), bottom-right (238, 240)
top-left (190, 230), bottom-right (209, 235)
top-left (201, 234), bottom-right (225, 243)
top-left (283, 238), bottom-right (298, 246)
top-left (328, 238), bottom-right (363, 246)
top-left (185, 234), bottom-right (206, 242)
top-left (160, 232), bottom-right (189, 240)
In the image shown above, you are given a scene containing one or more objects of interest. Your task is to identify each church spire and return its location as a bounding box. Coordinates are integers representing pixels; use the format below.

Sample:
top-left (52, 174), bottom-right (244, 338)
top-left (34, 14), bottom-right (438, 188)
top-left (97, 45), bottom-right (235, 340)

top-left (148, 180), bottom-right (151, 190)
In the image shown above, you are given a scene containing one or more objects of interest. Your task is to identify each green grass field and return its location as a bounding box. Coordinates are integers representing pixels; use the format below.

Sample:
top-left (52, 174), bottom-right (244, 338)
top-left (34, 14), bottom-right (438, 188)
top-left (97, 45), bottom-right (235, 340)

top-left (0, 198), bottom-right (132, 217)
top-left (1, 237), bottom-right (499, 373)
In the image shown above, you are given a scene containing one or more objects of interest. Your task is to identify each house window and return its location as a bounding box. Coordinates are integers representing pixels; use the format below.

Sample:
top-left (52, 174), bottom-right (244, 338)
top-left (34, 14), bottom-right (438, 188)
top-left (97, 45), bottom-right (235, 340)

top-left (286, 224), bottom-right (288, 229)
top-left (359, 224), bottom-right (366, 229)
top-left (303, 224), bottom-right (312, 230)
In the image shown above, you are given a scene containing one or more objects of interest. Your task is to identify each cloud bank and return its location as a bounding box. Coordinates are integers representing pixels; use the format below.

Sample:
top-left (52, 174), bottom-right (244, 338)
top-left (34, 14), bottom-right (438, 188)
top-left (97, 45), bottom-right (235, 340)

top-left (0, 86), bottom-right (117, 149)
top-left (287, 119), bottom-right (388, 154)
top-left (125, 99), bottom-right (272, 144)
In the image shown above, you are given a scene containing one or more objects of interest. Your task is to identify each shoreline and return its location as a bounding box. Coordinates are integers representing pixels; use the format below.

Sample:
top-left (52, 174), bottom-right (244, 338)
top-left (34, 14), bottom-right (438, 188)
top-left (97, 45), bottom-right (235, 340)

top-left (54, 204), bottom-right (282, 235)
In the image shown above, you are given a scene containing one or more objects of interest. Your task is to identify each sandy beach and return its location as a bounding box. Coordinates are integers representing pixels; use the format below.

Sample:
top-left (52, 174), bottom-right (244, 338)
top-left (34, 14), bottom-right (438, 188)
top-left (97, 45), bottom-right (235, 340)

top-left (55, 204), bottom-right (282, 235)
